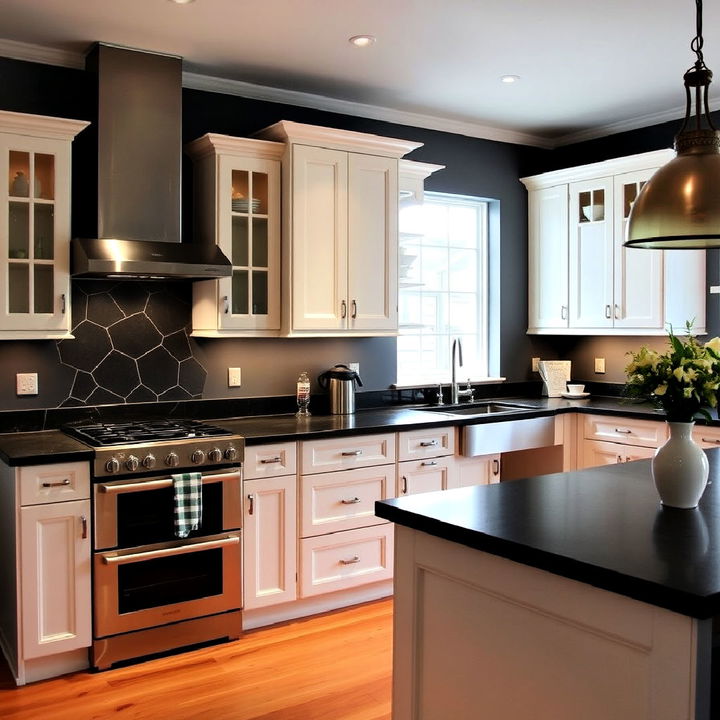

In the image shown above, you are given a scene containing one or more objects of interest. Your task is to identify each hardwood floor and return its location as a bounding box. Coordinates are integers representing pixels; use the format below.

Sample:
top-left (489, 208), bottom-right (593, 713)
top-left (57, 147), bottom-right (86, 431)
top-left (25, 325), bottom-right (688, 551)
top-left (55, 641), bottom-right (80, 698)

top-left (0, 599), bottom-right (392, 720)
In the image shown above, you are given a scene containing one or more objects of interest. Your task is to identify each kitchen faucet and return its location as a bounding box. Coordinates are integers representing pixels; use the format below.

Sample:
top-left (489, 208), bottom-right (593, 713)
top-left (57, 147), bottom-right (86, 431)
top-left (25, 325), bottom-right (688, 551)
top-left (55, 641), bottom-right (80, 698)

top-left (451, 338), bottom-right (474, 404)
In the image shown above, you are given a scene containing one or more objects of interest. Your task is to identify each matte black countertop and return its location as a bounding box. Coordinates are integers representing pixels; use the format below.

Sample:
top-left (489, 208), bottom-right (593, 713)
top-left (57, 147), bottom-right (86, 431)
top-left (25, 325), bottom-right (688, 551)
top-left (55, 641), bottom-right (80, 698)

top-left (0, 430), bottom-right (93, 467)
top-left (376, 449), bottom-right (720, 619)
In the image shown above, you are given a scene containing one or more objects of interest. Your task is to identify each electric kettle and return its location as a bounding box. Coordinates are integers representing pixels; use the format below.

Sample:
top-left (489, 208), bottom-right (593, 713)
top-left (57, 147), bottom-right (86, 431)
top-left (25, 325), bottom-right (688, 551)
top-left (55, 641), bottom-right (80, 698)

top-left (318, 364), bottom-right (364, 414)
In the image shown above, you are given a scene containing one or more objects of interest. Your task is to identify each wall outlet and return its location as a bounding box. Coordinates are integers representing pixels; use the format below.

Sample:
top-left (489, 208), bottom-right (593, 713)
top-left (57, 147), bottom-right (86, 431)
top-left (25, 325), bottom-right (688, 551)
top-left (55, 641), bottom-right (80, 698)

top-left (594, 358), bottom-right (606, 374)
top-left (228, 367), bottom-right (242, 387)
top-left (531, 357), bottom-right (540, 373)
top-left (16, 372), bottom-right (38, 395)
top-left (348, 362), bottom-right (360, 375)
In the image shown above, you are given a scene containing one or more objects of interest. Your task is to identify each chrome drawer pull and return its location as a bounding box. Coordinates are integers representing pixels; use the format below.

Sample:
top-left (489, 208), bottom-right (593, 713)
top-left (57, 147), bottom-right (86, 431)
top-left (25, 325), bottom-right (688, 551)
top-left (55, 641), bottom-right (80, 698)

top-left (341, 497), bottom-right (361, 504)
top-left (701, 438), bottom-right (720, 444)
top-left (401, 475), bottom-right (408, 494)
top-left (614, 428), bottom-right (632, 434)
top-left (340, 556), bottom-right (360, 565)
top-left (341, 450), bottom-right (363, 457)
top-left (102, 535), bottom-right (240, 565)
top-left (247, 493), bottom-right (255, 515)
top-left (260, 457), bottom-right (282, 464)
top-left (80, 515), bottom-right (88, 539)
top-left (419, 440), bottom-right (438, 447)
top-left (42, 478), bottom-right (71, 488)
top-left (421, 460), bottom-right (438, 467)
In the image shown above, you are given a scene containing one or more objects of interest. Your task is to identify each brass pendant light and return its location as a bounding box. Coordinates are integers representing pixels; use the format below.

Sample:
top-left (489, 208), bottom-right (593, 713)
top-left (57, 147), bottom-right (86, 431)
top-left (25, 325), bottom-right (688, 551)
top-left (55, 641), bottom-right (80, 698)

top-left (625, 0), bottom-right (720, 249)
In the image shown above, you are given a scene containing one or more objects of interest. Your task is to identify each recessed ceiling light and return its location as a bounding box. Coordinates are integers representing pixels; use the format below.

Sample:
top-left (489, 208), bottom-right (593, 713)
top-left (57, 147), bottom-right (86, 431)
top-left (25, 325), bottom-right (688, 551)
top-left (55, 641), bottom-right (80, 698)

top-left (500, 75), bottom-right (521, 84)
top-left (349, 35), bottom-right (377, 48)
top-left (169, 0), bottom-right (196, 4)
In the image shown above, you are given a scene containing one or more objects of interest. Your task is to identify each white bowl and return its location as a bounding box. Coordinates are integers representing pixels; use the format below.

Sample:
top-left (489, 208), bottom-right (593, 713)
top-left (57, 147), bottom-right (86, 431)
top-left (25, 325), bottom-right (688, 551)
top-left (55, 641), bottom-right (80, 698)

top-left (581, 204), bottom-right (603, 222)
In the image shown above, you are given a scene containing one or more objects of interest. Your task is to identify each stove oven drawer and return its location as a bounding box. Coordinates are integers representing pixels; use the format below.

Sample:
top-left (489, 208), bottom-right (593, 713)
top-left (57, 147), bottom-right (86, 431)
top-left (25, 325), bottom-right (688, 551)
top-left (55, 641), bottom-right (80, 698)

top-left (93, 531), bottom-right (242, 638)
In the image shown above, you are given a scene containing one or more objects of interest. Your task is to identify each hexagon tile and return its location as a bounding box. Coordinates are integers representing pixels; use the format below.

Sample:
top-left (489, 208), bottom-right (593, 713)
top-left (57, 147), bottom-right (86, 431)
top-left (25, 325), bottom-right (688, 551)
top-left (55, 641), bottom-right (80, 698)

top-left (56, 281), bottom-right (207, 407)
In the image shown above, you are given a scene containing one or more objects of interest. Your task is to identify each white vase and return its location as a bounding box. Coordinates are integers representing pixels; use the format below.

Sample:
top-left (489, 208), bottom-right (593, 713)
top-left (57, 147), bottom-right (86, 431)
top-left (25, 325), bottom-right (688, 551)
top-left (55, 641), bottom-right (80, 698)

top-left (652, 421), bottom-right (709, 509)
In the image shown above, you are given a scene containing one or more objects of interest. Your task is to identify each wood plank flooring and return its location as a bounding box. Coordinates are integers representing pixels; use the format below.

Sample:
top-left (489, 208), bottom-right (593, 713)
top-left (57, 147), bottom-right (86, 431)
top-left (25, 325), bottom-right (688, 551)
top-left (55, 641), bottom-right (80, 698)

top-left (0, 599), bottom-right (392, 720)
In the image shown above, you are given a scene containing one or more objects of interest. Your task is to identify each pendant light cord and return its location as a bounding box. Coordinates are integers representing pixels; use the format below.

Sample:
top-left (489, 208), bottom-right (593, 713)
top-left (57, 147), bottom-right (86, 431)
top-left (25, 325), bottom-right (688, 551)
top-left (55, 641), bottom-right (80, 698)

top-left (691, 0), bottom-right (704, 65)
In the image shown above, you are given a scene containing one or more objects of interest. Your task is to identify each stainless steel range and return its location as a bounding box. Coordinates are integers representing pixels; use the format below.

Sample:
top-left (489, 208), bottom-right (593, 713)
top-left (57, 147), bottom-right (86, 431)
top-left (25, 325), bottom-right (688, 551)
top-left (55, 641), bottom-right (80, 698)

top-left (63, 419), bottom-right (244, 670)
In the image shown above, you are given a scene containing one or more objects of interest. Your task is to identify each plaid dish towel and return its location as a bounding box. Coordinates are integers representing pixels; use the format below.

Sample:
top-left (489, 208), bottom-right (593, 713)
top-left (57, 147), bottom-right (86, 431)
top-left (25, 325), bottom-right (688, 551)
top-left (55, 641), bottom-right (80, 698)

top-left (173, 472), bottom-right (203, 538)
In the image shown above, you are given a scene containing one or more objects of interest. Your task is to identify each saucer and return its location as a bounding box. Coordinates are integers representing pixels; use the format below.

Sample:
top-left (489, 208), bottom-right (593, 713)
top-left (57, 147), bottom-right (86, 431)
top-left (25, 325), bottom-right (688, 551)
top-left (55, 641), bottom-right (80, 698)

top-left (561, 391), bottom-right (590, 399)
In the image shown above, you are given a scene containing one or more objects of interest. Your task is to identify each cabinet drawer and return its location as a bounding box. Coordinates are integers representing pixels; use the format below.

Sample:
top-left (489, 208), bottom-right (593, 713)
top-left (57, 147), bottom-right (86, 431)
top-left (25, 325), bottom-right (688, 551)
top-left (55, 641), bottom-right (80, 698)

top-left (583, 415), bottom-right (667, 447)
top-left (300, 465), bottom-right (393, 538)
top-left (300, 433), bottom-right (395, 474)
top-left (19, 462), bottom-right (90, 505)
top-left (693, 426), bottom-right (720, 449)
top-left (398, 427), bottom-right (455, 461)
top-left (397, 457), bottom-right (455, 496)
top-left (244, 442), bottom-right (297, 479)
top-left (299, 524), bottom-right (393, 597)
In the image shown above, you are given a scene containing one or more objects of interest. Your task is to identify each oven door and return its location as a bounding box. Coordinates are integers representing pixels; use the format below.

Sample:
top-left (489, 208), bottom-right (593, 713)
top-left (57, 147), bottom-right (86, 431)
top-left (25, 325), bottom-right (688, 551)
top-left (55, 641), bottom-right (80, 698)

top-left (94, 531), bottom-right (241, 638)
top-left (94, 469), bottom-right (241, 549)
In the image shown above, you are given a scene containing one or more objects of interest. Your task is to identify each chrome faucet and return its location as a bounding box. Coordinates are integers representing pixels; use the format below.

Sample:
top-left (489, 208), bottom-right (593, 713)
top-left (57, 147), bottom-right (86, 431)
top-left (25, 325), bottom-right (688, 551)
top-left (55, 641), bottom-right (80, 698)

top-left (451, 338), bottom-right (474, 403)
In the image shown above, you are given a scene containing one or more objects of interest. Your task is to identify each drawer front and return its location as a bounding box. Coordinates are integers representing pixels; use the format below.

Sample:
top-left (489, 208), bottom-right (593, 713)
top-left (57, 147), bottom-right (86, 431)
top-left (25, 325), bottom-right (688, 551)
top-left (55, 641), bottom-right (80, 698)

top-left (693, 426), bottom-right (720, 449)
top-left (244, 442), bottom-right (297, 480)
top-left (300, 465), bottom-right (393, 538)
top-left (398, 427), bottom-right (455, 461)
top-left (19, 462), bottom-right (90, 505)
top-left (397, 457), bottom-right (455, 496)
top-left (583, 415), bottom-right (667, 448)
top-left (301, 433), bottom-right (396, 474)
top-left (299, 524), bottom-right (394, 597)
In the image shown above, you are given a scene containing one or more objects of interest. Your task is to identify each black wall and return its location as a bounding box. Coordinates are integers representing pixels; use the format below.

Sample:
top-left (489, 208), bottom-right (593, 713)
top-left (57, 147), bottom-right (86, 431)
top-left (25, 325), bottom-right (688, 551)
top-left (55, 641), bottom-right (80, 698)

top-left (0, 56), bottom-right (534, 411)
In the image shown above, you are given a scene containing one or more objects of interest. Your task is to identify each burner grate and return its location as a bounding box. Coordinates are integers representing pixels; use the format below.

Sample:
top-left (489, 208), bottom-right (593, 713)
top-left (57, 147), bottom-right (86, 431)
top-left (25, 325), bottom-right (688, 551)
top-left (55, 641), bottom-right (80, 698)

top-left (63, 419), bottom-right (233, 447)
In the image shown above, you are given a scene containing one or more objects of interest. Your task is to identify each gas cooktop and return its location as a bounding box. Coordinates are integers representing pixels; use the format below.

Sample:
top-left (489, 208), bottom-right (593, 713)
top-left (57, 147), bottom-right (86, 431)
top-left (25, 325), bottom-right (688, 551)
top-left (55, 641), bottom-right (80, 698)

top-left (63, 419), bottom-right (234, 447)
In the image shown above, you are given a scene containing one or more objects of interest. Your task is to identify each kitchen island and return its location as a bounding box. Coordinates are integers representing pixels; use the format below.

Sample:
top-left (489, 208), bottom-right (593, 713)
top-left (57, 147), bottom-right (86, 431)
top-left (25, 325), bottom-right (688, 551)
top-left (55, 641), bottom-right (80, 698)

top-left (375, 451), bottom-right (720, 720)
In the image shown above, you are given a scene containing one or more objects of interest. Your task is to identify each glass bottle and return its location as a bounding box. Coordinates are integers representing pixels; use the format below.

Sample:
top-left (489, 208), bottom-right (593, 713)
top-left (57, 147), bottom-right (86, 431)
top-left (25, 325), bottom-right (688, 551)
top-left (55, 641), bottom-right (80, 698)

top-left (296, 371), bottom-right (311, 417)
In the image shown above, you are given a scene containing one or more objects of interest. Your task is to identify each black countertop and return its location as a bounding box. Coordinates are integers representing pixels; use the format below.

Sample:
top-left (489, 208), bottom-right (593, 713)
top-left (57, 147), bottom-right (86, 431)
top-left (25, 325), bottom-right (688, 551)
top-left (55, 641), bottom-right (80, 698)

top-left (376, 449), bottom-right (720, 619)
top-left (0, 430), bottom-right (93, 467)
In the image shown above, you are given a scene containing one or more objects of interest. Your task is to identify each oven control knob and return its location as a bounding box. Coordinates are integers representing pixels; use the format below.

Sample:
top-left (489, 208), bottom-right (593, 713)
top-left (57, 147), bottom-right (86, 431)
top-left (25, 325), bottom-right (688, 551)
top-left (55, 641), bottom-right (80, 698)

top-left (191, 449), bottom-right (206, 464)
top-left (125, 455), bottom-right (140, 472)
top-left (166, 452), bottom-right (180, 468)
top-left (224, 446), bottom-right (238, 462)
top-left (208, 447), bottom-right (223, 463)
top-left (142, 454), bottom-right (156, 470)
top-left (105, 456), bottom-right (121, 474)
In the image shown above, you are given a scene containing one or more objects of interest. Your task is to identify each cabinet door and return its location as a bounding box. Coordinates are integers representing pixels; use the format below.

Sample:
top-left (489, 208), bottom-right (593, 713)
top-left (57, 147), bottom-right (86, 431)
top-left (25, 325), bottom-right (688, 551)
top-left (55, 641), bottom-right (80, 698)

top-left (397, 457), bottom-right (454, 496)
top-left (291, 144), bottom-right (348, 331)
top-left (453, 453), bottom-right (501, 487)
top-left (347, 153), bottom-right (398, 332)
top-left (528, 185), bottom-right (569, 331)
top-left (217, 156), bottom-right (281, 331)
top-left (568, 177), bottom-right (614, 328)
top-left (0, 133), bottom-right (70, 335)
top-left (243, 475), bottom-right (297, 610)
top-left (20, 499), bottom-right (91, 659)
top-left (580, 439), bottom-right (625, 468)
top-left (613, 170), bottom-right (663, 329)
top-left (665, 248), bottom-right (706, 333)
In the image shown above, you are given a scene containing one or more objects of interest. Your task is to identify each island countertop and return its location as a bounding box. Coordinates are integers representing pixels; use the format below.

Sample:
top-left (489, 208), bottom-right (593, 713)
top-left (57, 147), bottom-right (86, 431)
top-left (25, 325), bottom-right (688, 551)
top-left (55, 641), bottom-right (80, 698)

top-left (376, 448), bottom-right (720, 619)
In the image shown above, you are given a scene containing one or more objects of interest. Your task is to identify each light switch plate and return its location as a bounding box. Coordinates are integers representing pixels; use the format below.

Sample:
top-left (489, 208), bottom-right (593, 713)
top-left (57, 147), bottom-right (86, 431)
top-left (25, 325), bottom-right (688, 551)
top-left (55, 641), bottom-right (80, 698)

top-left (228, 367), bottom-right (242, 387)
top-left (594, 358), bottom-right (606, 374)
top-left (348, 362), bottom-right (360, 374)
top-left (16, 373), bottom-right (38, 395)
top-left (531, 357), bottom-right (540, 373)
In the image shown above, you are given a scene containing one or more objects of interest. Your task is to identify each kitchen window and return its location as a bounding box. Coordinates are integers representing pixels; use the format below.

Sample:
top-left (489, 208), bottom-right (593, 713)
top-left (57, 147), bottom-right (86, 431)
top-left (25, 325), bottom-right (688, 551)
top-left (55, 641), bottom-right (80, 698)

top-left (397, 192), bottom-right (488, 386)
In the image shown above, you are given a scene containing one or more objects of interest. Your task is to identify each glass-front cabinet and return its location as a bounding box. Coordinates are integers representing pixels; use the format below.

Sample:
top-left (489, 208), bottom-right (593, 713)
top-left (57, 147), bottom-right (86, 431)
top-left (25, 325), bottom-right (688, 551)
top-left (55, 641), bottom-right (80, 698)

top-left (0, 111), bottom-right (88, 339)
top-left (186, 134), bottom-right (283, 336)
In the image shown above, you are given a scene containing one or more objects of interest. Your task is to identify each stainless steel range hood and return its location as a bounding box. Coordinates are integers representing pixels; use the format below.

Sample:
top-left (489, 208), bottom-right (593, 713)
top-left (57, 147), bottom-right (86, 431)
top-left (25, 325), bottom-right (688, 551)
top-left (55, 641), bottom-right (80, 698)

top-left (71, 43), bottom-right (231, 280)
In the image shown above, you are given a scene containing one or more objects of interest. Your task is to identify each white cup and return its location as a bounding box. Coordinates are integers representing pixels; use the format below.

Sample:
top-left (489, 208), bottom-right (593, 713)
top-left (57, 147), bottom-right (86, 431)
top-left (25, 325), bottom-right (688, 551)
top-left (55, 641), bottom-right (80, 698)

top-left (567, 383), bottom-right (585, 395)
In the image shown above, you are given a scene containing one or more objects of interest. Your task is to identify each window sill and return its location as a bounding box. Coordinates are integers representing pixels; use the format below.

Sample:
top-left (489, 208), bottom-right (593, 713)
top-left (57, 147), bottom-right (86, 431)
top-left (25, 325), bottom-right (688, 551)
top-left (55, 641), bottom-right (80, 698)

top-left (391, 377), bottom-right (506, 391)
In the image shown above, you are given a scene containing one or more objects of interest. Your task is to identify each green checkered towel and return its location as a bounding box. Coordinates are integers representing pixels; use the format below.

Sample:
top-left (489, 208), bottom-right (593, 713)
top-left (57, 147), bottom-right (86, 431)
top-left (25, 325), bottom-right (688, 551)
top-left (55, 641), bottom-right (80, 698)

top-left (173, 472), bottom-right (203, 538)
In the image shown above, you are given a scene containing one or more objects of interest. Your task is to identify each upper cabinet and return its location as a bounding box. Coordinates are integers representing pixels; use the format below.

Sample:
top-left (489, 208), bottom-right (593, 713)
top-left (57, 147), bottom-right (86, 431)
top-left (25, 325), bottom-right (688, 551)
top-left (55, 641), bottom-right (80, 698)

top-left (256, 121), bottom-right (422, 336)
top-left (0, 111), bottom-right (88, 340)
top-left (522, 150), bottom-right (706, 336)
top-left (186, 134), bottom-right (284, 336)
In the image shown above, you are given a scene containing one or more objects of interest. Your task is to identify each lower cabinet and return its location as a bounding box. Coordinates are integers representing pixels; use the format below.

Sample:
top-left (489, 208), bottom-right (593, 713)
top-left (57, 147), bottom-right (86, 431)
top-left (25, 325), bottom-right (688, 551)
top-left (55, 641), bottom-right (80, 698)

top-left (397, 427), bottom-right (456, 495)
top-left (0, 461), bottom-right (91, 685)
top-left (453, 453), bottom-right (502, 487)
top-left (582, 440), bottom-right (656, 466)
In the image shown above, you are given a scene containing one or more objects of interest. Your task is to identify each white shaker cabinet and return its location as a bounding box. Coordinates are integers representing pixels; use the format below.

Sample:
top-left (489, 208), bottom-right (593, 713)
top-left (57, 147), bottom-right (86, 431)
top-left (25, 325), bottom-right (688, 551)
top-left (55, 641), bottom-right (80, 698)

top-left (0, 461), bottom-right (91, 685)
top-left (242, 443), bottom-right (297, 609)
top-left (0, 111), bottom-right (88, 339)
top-left (522, 149), bottom-right (705, 335)
top-left (186, 134), bottom-right (284, 336)
top-left (256, 121), bottom-right (421, 336)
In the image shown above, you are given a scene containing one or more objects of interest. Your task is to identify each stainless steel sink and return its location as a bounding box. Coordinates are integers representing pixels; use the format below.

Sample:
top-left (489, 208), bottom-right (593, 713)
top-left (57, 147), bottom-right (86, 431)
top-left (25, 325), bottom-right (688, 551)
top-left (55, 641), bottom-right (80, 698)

top-left (417, 402), bottom-right (534, 417)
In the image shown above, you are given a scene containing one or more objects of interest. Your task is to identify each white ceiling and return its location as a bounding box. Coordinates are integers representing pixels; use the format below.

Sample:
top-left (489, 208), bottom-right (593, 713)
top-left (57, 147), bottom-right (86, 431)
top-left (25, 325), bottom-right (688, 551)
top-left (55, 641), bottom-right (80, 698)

top-left (1, 0), bottom-right (719, 148)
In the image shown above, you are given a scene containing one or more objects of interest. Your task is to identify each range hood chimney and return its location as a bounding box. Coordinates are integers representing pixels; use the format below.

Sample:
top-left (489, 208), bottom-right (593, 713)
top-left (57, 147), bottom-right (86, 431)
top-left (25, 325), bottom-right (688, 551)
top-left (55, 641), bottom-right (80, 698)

top-left (72, 43), bottom-right (231, 280)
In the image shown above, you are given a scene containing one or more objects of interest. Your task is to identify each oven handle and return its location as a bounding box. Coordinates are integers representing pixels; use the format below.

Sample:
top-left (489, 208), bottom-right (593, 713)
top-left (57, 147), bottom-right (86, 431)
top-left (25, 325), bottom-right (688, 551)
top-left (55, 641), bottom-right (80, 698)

top-left (100, 535), bottom-right (240, 565)
top-left (98, 470), bottom-right (240, 495)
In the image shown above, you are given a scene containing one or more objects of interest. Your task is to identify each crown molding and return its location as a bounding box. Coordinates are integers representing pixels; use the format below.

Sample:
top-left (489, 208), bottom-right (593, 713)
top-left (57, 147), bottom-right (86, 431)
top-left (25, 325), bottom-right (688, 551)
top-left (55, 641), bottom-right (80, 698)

top-left (182, 72), bottom-right (555, 149)
top-left (0, 38), bottom-right (85, 70)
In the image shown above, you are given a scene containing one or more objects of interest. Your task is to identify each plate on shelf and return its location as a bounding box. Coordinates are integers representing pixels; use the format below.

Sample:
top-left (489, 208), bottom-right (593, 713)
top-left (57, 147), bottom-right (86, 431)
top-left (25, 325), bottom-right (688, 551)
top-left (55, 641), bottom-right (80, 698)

top-left (232, 198), bottom-right (261, 212)
top-left (561, 391), bottom-right (590, 399)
